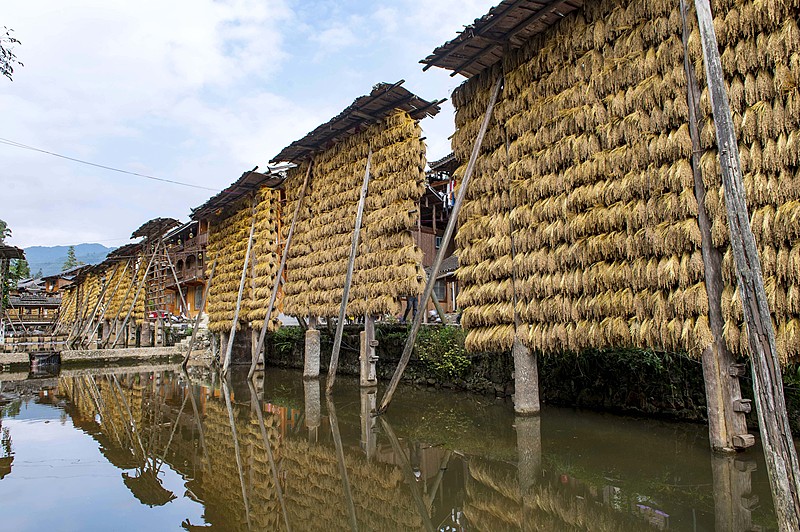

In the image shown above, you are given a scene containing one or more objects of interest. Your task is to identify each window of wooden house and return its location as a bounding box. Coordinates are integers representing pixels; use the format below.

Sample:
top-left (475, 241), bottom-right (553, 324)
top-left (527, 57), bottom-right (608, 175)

top-left (434, 279), bottom-right (446, 301)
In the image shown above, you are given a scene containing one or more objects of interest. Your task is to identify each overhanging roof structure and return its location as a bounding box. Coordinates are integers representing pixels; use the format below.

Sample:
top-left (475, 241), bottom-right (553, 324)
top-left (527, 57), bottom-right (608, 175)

top-left (421, 0), bottom-right (583, 78)
top-left (0, 244), bottom-right (25, 260)
top-left (191, 165), bottom-right (290, 220)
top-left (271, 81), bottom-right (443, 163)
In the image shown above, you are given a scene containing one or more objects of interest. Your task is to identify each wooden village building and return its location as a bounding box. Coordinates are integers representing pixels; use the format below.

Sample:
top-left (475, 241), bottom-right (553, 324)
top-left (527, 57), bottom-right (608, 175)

top-left (0, 243), bottom-right (26, 343)
top-left (162, 220), bottom-right (209, 319)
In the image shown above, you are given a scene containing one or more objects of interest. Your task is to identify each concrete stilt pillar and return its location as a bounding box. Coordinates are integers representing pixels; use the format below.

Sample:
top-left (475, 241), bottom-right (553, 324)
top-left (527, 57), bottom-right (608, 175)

top-left (304, 378), bottom-right (321, 443)
top-left (304, 316), bottom-right (320, 379)
top-left (512, 337), bottom-right (540, 415)
top-left (359, 315), bottom-right (378, 387)
top-left (360, 388), bottom-right (377, 459)
top-left (515, 415), bottom-right (542, 495)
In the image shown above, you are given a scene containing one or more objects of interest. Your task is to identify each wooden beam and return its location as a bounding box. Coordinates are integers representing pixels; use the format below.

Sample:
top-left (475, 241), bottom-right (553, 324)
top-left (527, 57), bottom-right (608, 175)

top-left (379, 75), bottom-right (504, 413)
top-left (249, 161), bottom-right (314, 379)
top-left (693, 0), bottom-right (800, 528)
top-left (222, 196), bottom-right (258, 375)
top-left (326, 149), bottom-right (373, 394)
top-left (182, 254), bottom-right (218, 369)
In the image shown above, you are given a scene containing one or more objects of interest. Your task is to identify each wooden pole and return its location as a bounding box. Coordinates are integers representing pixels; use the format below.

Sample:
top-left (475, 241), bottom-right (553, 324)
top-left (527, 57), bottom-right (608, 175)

top-left (327, 396), bottom-right (359, 532)
top-left (76, 273), bottom-right (115, 348)
top-left (222, 376), bottom-right (252, 530)
top-left (379, 75), bottom-right (503, 413)
top-left (164, 246), bottom-right (189, 317)
top-left (103, 256), bottom-right (140, 348)
top-left (679, 0), bottom-right (751, 452)
top-left (86, 260), bottom-right (130, 347)
top-left (182, 255), bottom-right (218, 369)
top-left (429, 288), bottom-right (446, 323)
top-left (247, 379), bottom-right (292, 532)
top-left (248, 161), bottom-right (314, 379)
top-left (326, 149), bottom-right (373, 394)
top-left (222, 196), bottom-right (258, 375)
top-left (181, 368), bottom-right (207, 460)
top-left (379, 417), bottom-right (436, 532)
top-left (693, 0), bottom-right (800, 528)
top-left (110, 239), bottom-right (162, 349)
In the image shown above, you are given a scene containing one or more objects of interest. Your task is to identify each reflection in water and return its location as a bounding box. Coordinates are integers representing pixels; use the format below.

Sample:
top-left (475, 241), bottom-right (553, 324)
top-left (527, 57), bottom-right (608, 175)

top-left (0, 366), bottom-right (779, 531)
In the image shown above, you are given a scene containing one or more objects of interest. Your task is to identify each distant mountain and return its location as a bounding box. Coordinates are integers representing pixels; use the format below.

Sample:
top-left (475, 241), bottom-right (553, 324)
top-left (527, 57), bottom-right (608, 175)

top-left (24, 244), bottom-right (117, 277)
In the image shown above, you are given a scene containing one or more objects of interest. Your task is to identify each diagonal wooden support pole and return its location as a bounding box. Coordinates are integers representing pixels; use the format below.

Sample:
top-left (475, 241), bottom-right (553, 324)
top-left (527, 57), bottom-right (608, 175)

top-left (182, 254), bottom-right (218, 369)
top-left (693, 0), bottom-right (800, 529)
top-left (326, 150), bottom-right (372, 394)
top-left (110, 239), bottom-right (162, 349)
top-left (103, 257), bottom-right (140, 348)
top-left (222, 195), bottom-right (258, 375)
top-left (249, 162), bottom-right (314, 379)
top-left (379, 75), bottom-right (503, 413)
top-left (86, 260), bottom-right (130, 347)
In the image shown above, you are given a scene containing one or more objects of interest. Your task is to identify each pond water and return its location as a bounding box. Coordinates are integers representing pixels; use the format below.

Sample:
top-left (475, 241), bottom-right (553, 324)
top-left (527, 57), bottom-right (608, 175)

top-left (0, 364), bottom-right (778, 531)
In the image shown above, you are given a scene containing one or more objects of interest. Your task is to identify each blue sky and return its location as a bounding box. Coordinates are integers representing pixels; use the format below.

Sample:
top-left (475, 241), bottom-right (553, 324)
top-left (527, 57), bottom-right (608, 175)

top-left (1, 0), bottom-right (496, 248)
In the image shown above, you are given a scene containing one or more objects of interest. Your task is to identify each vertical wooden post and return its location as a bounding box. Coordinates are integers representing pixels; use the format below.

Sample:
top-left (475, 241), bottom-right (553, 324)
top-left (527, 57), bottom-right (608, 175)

top-left (693, 0), bottom-right (800, 528)
top-left (359, 388), bottom-right (377, 460)
top-left (359, 314), bottom-right (378, 387)
top-left (326, 149), bottom-right (373, 394)
top-left (679, 0), bottom-right (750, 452)
top-left (380, 75), bottom-right (504, 413)
top-left (248, 161), bottom-right (314, 379)
top-left (222, 196), bottom-right (258, 375)
top-left (182, 255), bottom-right (218, 369)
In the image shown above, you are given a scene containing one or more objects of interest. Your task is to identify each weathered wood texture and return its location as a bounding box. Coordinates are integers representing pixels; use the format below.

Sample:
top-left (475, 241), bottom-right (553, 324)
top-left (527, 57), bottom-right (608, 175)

top-left (693, 0), bottom-right (800, 528)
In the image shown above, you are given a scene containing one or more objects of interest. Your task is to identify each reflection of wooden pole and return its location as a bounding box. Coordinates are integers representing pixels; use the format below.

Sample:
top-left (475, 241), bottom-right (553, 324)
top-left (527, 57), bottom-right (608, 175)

top-left (222, 376), bottom-right (252, 529)
top-left (304, 379), bottom-right (321, 443)
top-left (112, 375), bottom-right (147, 459)
top-left (249, 162), bottom-right (313, 379)
top-left (156, 391), bottom-right (188, 474)
top-left (182, 255), bottom-right (218, 369)
top-left (181, 368), bottom-right (207, 460)
top-left (327, 149), bottom-right (373, 394)
top-left (327, 396), bottom-right (359, 532)
top-left (711, 455), bottom-right (758, 532)
top-left (223, 197), bottom-right (258, 375)
top-left (693, 1), bottom-right (800, 527)
top-left (103, 257), bottom-right (139, 347)
top-left (380, 76), bottom-right (504, 413)
top-left (379, 417), bottom-right (435, 532)
top-left (248, 379), bottom-right (292, 532)
top-left (425, 450), bottom-right (452, 513)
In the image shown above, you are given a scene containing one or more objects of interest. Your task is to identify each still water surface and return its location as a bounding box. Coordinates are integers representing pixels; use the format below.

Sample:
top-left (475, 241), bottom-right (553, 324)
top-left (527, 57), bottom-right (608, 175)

top-left (0, 365), bottom-right (777, 531)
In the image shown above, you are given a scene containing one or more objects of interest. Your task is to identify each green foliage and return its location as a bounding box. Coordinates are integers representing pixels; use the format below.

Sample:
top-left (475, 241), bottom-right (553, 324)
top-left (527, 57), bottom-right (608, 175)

top-left (1, 27), bottom-right (23, 81)
top-left (0, 219), bottom-right (10, 243)
top-left (10, 259), bottom-right (30, 281)
top-left (62, 246), bottom-right (79, 270)
top-left (414, 325), bottom-right (470, 379)
top-left (272, 326), bottom-right (304, 356)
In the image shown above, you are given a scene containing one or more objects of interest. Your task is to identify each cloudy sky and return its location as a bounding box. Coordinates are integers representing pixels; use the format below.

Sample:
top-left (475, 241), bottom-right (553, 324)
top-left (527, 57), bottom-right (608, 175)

top-left (1, 0), bottom-right (495, 248)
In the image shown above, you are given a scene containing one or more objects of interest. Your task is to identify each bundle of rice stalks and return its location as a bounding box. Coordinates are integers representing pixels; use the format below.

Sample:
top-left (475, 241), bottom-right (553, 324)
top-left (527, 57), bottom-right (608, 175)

top-left (282, 109), bottom-right (427, 318)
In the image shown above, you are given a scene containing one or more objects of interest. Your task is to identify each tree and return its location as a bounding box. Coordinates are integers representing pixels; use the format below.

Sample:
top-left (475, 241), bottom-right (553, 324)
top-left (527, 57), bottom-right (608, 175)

top-left (34, 269), bottom-right (42, 279)
top-left (1, 27), bottom-right (23, 81)
top-left (0, 219), bottom-right (10, 244)
top-left (10, 259), bottom-right (30, 282)
top-left (62, 246), bottom-right (79, 270)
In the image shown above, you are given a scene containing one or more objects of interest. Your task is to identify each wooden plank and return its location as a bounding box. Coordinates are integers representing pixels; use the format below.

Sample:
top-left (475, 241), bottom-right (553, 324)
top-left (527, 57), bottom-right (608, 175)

top-left (182, 254), bottom-right (218, 369)
top-left (693, 0), bottom-right (800, 528)
top-left (379, 75), bottom-right (503, 413)
top-left (326, 149), bottom-right (373, 394)
top-left (222, 196), bottom-right (258, 375)
top-left (679, 0), bottom-right (750, 452)
top-left (248, 161), bottom-right (314, 379)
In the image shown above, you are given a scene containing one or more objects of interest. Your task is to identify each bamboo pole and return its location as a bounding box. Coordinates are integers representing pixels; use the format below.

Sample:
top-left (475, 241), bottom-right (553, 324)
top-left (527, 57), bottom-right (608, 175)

top-left (182, 255), bottom-right (218, 369)
top-left (327, 396), bottom-right (359, 532)
top-left (693, 1), bottom-right (800, 528)
top-left (223, 196), bottom-right (258, 375)
top-left (326, 149), bottom-right (372, 394)
top-left (429, 289), bottom-right (446, 323)
top-left (247, 379), bottom-right (292, 532)
top-left (75, 273), bottom-right (114, 348)
top-left (248, 162), bottom-right (314, 379)
top-left (222, 376), bottom-right (252, 530)
top-left (379, 75), bottom-right (503, 413)
top-left (110, 240), bottom-right (162, 349)
top-left (379, 417), bottom-right (435, 532)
